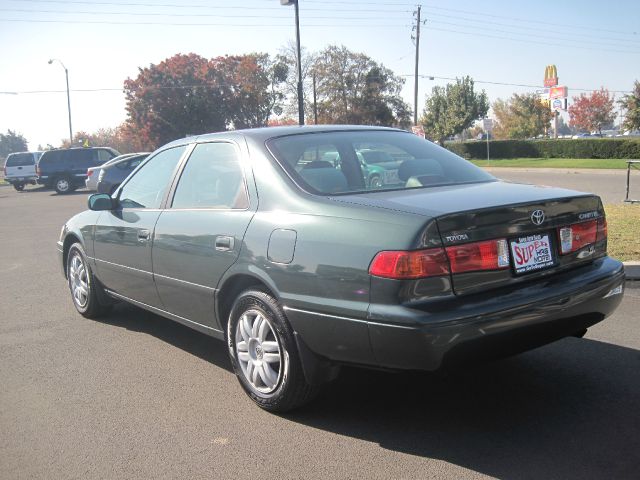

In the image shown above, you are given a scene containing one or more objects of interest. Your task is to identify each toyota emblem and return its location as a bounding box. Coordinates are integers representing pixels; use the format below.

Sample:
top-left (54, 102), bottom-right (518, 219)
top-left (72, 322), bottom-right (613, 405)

top-left (531, 209), bottom-right (545, 225)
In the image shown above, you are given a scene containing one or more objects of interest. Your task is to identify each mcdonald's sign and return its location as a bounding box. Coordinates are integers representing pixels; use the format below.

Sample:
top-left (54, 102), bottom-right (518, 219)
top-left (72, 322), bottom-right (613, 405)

top-left (544, 65), bottom-right (558, 87)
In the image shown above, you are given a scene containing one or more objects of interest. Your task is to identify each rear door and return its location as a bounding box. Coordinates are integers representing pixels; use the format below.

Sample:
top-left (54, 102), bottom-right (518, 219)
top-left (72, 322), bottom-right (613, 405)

top-left (152, 141), bottom-right (255, 329)
top-left (93, 146), bottom-right (187, 307)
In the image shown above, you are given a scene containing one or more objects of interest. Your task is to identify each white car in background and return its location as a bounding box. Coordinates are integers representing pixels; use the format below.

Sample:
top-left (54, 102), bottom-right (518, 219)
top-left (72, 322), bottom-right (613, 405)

top-left (85, 153), bottom-right (137, 191)
top-left (3, 151), bottom-right (43, 191)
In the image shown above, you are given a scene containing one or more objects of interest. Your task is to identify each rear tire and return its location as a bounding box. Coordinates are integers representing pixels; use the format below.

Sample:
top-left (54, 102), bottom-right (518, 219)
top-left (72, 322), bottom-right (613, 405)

top-left (13, 183), bottom-right (25, 191)
top-left (55, 176), bottom-right (72, 194)
top-left (227, 289), bottom-right (318, 412)
top-left (66, 243), bottom-right (112, 318)
top-left (369, 174), bottom-right (382, 188)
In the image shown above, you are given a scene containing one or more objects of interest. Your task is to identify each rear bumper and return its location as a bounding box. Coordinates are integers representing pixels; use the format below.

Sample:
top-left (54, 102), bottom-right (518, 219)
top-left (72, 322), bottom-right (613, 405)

top-left (6, 177), bottom-right (37, 184)
top-left (367, 256), bottom-right (625, 370)
top-left (287, 257), bottom-right (625, 371)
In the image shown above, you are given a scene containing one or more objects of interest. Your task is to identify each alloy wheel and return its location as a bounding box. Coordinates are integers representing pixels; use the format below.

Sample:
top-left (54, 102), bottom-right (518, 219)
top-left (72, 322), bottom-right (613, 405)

top-left (57, 178), bottom-right (70, 193)
top-left (234, 309), bottom-right (283, 394)
top-left (68, 252), bottom-right (89, 308)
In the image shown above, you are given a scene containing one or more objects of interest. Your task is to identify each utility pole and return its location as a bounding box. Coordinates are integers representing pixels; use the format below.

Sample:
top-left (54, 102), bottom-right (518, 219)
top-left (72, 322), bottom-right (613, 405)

top-left (313, 73), bottom-right (318, 124)
top-left (281, 0), bottom-right (304, 125)
top-left (412, 6), bottom-right (425, 126)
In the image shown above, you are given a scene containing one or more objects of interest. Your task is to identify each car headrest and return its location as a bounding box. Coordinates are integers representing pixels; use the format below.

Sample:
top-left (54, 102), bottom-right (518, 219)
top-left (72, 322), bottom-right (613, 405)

top-left (398, 159), bottom-right (444, 181)
top-left (299, 168), bottom-right (348, 193)
top-left (303, 160), bottom-right (334, 169)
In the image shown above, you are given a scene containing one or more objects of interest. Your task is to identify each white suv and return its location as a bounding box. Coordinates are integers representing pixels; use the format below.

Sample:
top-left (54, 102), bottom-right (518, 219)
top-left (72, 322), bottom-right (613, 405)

top-left (3, 151), bottom-right (43, 191)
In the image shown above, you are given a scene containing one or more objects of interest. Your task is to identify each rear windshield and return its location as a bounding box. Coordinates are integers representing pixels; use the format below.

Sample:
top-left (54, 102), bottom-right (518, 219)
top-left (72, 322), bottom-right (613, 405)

top-left (266, 130), bottom-right (495, 195)
top-left (5, 153), bottom-right (35, 167)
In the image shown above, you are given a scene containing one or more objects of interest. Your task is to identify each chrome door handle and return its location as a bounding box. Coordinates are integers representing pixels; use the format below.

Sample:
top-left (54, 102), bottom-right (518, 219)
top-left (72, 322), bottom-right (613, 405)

top-left (137, 229), bottom-right (150, 242)
top-left (215, 235), bottom-right (234, 251)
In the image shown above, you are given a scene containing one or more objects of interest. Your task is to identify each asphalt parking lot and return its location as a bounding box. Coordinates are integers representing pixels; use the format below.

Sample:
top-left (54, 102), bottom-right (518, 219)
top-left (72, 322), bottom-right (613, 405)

top-left (1, 184), bottom-right (639, 480)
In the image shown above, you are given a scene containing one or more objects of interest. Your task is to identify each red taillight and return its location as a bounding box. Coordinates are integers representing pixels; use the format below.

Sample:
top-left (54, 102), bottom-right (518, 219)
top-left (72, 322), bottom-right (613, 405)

top-left (369, 248), bottom-right (449, 279)
top-left (445, 239), bottom-right (510, 274)
top-left (558, 219), bottom-right (598, 255)
top-left (596, 216), bottom-right (607, 243)
top-left (87, 169), bottom-right (93, 177)
top-left (36, 165), bottom-right (41, 176)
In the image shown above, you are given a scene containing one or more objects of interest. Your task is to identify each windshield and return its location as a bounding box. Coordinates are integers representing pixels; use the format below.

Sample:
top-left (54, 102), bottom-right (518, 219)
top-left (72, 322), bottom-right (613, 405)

top-left (266, 130), bottom-right (495, 195)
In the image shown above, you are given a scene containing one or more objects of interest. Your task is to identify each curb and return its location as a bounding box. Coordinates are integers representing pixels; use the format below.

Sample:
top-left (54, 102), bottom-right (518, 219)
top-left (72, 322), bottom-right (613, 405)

top-left (624, 261), bottom-right (640, 281)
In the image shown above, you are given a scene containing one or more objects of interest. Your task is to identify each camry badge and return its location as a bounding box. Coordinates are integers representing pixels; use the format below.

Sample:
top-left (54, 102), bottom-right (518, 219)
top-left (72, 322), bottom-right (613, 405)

top-left (531, 209), bottom-right (545, 225)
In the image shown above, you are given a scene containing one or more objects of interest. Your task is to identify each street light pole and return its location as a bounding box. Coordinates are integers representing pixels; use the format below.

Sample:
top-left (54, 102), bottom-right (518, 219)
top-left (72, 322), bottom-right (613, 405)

top-left (281, 0), bottom-right (304, 125)
top-left (48, 59), bottom-right (73, 145)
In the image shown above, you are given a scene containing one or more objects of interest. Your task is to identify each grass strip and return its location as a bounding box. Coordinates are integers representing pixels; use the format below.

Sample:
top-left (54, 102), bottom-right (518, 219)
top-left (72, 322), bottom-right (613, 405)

top-left (605, 203), bottom-right (640, 262)
top-left (472, 158), bottom-right (629, 169)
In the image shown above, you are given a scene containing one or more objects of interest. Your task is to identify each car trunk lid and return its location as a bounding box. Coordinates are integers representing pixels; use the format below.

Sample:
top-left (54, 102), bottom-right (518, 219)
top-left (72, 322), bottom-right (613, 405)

top-left (335, 180), bottom-right (606, 296)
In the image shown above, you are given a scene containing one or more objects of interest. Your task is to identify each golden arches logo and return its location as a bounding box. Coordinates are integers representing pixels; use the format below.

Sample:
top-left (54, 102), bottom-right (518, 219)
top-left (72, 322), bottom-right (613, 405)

top-left (544, 65), bottom-right (558, 87)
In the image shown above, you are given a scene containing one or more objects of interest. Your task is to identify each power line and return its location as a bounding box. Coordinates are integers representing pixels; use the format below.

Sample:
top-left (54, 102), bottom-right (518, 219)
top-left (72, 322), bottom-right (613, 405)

top-left (417, 75), bottom-right (633, 94)
top-left (4, 76), bottom-right (632, 96)
top-left (3, 16), bottom-right (637, 54)
top-left (425, 12), bottom-right (640, 46)
top-left (426, 26), bottom-right (639, 55)
top-left (0, 18), bottom-right (409, 27)
top-left (6, 6), bottom-right (638, 49)
top-left (0, 7), bottom-right (412, 20)
top-left (427, 19), bottom-right (640, 51)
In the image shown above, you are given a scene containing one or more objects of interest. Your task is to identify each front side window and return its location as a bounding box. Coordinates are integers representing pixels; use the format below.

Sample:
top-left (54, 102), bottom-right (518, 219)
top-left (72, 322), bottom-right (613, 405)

top-left (267, 130), bottom-right (496, 195)
top-left (171, 142), bottom-right (248, 209)
top-left (119, 146), bottom-right (186, 209)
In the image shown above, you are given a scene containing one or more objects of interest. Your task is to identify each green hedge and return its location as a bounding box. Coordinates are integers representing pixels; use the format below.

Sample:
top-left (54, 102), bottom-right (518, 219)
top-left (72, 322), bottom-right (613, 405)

top-left (445, 138), bottom-right (640, 159)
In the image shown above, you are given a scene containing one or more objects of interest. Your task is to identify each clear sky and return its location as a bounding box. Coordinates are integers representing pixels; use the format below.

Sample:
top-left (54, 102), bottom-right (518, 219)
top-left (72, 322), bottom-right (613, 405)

top-left (1, 0), bottom-right (639, 149)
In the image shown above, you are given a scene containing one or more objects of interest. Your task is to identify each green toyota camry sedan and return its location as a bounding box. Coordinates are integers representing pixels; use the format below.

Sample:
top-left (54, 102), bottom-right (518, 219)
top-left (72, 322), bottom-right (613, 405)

top-left (57, 126), bottom-right (625, 412)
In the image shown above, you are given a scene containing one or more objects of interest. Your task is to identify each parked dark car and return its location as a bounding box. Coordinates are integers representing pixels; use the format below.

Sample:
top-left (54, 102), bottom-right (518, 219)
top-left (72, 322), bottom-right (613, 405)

top-left (37, 147), bottom-right (120, 194)
top-left (57, 126), bottom-right (625, 412)
top-left (96, 152), bottom-right (150, 194)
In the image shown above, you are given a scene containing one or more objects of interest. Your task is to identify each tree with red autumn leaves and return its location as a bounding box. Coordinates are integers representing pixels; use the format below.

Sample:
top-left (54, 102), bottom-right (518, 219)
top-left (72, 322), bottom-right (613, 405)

top-left (568, 88), bottom-right (616, 135)
top-left (123, 53), bottom-right (287, 149)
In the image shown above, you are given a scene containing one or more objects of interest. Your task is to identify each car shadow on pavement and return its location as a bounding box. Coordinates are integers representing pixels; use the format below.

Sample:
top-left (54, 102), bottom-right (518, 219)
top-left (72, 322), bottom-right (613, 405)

top-left (93, 303), bottom-right (639, 479)
top-left (96, 303), bottom-right (233, 373)
top-left (286, 337), bottom-right (640, 480)
top-left (49, 190), bottom-right (92, 197)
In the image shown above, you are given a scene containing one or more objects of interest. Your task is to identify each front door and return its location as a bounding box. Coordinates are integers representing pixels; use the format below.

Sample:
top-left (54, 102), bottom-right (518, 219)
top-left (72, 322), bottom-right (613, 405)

top-left (93, 145), bottom-right (187, 307)
top-left (152, 141), bottom-right (255, 329)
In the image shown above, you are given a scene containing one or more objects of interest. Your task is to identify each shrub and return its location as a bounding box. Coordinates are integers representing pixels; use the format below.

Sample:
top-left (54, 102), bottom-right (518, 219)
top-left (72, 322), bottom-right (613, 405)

top-left (445, 138), bottom-right (640, 159)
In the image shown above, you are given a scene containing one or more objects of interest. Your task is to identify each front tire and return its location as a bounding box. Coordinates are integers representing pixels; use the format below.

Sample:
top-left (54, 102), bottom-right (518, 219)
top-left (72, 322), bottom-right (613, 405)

top-left (67, 243), bottom-right (112, 318)
top-left (227, 289), bottom-right (318, 412)
top-left (13, 183), bottom-right (25, 191)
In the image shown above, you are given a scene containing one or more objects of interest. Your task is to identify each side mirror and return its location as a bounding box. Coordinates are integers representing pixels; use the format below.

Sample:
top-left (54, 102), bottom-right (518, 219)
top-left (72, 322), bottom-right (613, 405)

top-left (88, 193), bottom-right (114, 211)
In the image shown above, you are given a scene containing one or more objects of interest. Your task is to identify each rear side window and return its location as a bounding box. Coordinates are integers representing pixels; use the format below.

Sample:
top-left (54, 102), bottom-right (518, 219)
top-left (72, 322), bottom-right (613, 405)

top-left (171, 142), bottom-right (248, 209)
top-left (5, 153), bottom-right (35, 167)
top-left (97, 149), bottom-right (115, 164)
top-left (267, 130), bottom-right (496, 195)
top-left (38, 150), bottom-right (64, 165)
top-left (68, 149), bottom-right (94, 166)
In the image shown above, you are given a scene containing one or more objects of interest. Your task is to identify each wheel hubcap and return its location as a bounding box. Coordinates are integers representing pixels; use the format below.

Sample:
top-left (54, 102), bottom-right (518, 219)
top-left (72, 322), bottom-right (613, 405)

top-left (235, 309), bottom-right (282, 394)
top-left (58, 179), bottom-right (69, 191)
top-left (69, 253), bottom-right (89, 308)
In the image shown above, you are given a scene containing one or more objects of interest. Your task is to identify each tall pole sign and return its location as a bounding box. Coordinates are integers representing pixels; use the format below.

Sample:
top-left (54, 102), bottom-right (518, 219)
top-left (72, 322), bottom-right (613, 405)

top-left (542, 65), bottom-right (568, 138)
top-left (544, 65), bottom-right (558, 87)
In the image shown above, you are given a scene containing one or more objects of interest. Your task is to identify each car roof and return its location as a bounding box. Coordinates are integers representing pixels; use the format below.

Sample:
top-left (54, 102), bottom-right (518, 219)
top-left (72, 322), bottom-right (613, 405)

top-left (162, 125), bottom-right (405, 148)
